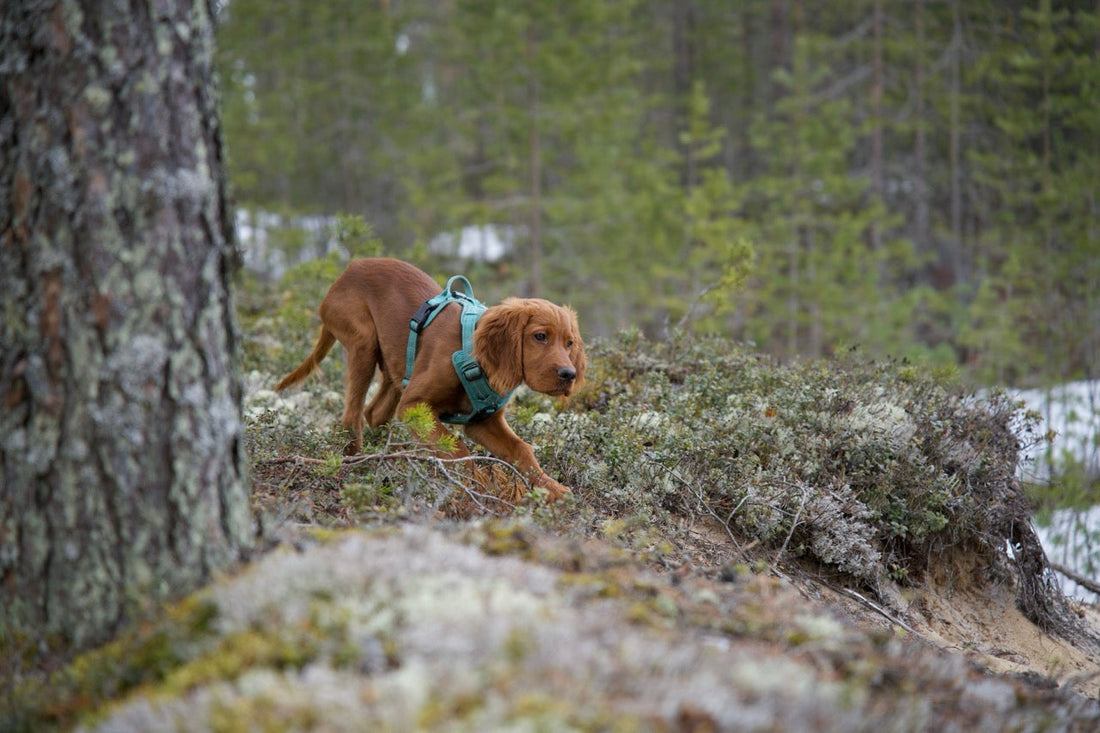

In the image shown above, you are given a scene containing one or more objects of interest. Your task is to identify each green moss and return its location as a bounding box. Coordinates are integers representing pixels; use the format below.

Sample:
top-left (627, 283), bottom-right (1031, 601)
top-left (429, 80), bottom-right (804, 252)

top-left (626, 592), bottom-right (679, 627)
top-left (476, 521), bottom-right (536, 558)
top-left (156, 628), bottom-right (317, 696)
top-left (341, 481), bottom-right (397, 516)
top-left (501, 628), bottom-right (532, 665)
top-left (508, 691), bottom-right (576, 723)
top-left (28, 596), bottom-right (220, 727)
top-left (558, 572), bottom-right (623, 599)
top-left (209, 695), bottom-right (321, 733)
top-left (319, 451), bottom-right (344, 476)
top-left (417, 690), bottom-right (487, 728)
top-left (303, 526), bottom-right (349, 544)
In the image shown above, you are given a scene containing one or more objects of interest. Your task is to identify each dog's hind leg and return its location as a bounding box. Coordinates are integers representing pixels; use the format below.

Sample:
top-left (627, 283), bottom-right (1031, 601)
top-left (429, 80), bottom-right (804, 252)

top-left (341, 341), bottom-right (379, 454)
top-left (364, 372), bottom-right (401, 428)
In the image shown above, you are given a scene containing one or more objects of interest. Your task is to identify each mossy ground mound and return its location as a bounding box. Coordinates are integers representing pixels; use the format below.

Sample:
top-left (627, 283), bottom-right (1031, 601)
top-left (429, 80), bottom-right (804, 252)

top-left (14, 524), bottom-right (1100, 731)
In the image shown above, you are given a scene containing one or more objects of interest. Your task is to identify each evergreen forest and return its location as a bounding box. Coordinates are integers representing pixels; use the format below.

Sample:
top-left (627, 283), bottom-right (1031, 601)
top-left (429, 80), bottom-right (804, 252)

top-left (217, 0), bottom-right (1098, 387)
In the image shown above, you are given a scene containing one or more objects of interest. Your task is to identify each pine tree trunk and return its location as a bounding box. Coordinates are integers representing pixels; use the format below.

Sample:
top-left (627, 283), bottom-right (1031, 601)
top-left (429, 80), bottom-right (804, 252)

top-left (525, 23), bottom-right (543, 297)
top-left (912, 0), bottom-right (930, 256)
top-left (948, 0), bottom-right (963, 265)
top-left (1, 0), bottom-right (254, 651)
top-left (869, 0), bottom-right (884, 256)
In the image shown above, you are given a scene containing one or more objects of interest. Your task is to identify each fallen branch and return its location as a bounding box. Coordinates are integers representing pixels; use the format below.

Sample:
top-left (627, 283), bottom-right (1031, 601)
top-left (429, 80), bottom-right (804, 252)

top-left (1049, 562), bottom-right (1100, 596)
top-left (260, 451), bottom-right (500, 467)
top-left (819, 580), bottom-right (919, 636)
top-left (773, 484), bottom-right (810, 571)
top-left (643, 449), bottom-right (748, 561)
top-left (259, 450), bottom-right (526, 515)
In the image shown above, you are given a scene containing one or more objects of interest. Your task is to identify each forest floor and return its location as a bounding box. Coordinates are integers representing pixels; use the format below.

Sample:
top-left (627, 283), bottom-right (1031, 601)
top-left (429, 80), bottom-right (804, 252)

top-left (227, 457), bottom-right (1100, 730)
top-left (74, 481), bottom-right (1100, 730)
top-left (20, 362), bottom-right (1099, 731)
top-left (656, 512), bottom-right (1100, 702)
top-left (247, 428), bottom-right (1100, 700)
top-left (17, 457), bottom-right (1098, 731)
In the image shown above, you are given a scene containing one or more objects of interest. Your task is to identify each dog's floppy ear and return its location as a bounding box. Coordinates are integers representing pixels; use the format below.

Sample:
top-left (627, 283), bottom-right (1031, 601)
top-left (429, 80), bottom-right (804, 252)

top-left (474, 298), bottom-right (530, 394)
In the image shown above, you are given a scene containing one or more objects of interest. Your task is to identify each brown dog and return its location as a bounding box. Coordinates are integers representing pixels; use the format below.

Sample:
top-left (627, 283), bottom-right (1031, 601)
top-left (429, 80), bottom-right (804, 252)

top-left (275, 258), bottom-right (585, 500)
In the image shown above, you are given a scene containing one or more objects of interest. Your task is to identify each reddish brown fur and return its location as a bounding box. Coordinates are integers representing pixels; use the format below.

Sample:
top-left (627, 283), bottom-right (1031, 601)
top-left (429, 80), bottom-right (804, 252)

top-left (275, 258), bottom-right (585, 500)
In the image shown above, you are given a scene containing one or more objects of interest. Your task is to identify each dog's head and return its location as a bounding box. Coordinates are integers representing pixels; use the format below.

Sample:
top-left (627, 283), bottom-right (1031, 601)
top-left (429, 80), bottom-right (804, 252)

top-left (474, 298), bottom-right (586, 398)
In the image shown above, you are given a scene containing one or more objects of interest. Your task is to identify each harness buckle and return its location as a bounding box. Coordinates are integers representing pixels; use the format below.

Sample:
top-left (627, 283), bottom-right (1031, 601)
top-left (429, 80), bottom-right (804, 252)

top-left (460, 362), bottom-right (484, 382)
top-left (409, 300), bottom-right (435, 333)
top-left (472, 405), bottom-right (498, 420)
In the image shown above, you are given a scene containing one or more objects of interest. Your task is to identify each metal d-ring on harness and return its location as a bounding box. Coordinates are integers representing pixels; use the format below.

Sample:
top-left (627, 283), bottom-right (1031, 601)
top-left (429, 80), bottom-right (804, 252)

top-left (403, 275), bottom-right (515, 424)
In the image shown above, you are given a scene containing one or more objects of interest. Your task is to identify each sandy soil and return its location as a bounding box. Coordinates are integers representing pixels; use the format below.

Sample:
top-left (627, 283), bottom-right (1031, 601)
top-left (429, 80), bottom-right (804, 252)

top-left (819, 560), bottom-right (1100, 699)
top-left (688, 517), bottom-right (1100, 700)
top-left (908, 583), bottom-right (1099, 698)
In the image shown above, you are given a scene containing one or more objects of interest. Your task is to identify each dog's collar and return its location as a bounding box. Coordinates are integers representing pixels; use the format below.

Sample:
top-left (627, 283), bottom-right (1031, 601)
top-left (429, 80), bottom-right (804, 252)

top-left (403, 275), bottom-right (514, 424)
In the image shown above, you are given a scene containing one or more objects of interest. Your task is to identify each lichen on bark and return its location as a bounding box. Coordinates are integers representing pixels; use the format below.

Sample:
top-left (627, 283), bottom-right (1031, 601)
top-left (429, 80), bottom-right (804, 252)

top-left (1, 0), bottom-right (254, 652)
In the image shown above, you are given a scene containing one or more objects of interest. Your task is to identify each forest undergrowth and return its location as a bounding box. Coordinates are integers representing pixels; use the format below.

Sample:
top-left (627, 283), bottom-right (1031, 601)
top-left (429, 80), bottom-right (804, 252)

top-left (9, 328), bottom-right (1100, 730)
top-left (244, 327), bottom-right (1095, 652)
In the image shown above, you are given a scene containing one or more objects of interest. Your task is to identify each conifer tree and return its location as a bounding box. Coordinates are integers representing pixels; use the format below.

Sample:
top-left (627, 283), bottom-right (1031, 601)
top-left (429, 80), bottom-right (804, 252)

top-left (2, 0), bottom-right (253, 652)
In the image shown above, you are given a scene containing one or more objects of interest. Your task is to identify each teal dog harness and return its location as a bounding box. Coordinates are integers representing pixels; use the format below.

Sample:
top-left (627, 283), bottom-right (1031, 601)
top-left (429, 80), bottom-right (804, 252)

top-left (403, 275), bottom-right (515, 424)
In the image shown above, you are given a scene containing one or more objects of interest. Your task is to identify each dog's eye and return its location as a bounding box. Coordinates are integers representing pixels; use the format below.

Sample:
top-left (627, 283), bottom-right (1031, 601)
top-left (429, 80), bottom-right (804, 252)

top-left (533, 332), bottom-right (548, 343)
top-left (566, 339), bottom-right (574, 348)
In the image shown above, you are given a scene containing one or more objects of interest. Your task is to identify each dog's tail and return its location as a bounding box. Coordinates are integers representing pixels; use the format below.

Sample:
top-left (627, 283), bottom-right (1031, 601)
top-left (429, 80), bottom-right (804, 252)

top-left (275, 327), bottom-right (337, 391)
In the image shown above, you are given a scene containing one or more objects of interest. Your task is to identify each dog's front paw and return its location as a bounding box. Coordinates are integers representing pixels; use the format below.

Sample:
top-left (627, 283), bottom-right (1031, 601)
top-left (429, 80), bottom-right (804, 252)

top-left (534, 475), bottom-right (573, 502)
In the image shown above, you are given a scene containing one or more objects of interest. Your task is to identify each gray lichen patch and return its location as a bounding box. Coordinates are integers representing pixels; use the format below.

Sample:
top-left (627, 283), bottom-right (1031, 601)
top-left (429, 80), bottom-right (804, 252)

top-left (69, 524), bottom-right (1099, 732)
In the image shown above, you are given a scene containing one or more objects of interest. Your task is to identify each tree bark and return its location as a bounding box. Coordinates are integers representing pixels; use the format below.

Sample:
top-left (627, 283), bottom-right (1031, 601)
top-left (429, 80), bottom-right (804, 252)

top-left (1, 0), bottom-right (254, 651)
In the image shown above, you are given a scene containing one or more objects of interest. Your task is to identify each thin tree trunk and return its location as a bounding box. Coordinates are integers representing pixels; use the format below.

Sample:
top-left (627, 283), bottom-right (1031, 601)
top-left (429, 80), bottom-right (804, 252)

top-left (526, 23), bottom-right (542, 297)
top-left (788, 232), bottom-right (800, 357)
top-left (807, 228), bottom-right (821, 356)
top-left (787, 0), bottom-right (805, 358)
top-left (870, 0), bottom-right (884, 255)
top-left (769, 0), bottom-right (791, 104)
top-left (949, 0), bottom-right (963, 272)
top-left (868, 0), bottom-right (886, 322)
top-left (913, 0), bottom-right (929, 256)
top-left (1, 0), bottom-right (254, 652)
top-left (673, 1), bottom-right (697, 187)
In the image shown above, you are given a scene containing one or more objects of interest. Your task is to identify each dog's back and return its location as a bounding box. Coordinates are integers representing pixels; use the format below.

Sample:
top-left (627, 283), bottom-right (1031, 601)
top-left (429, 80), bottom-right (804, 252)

top-left (321, 258), bottom-right (442, 356)
top-left (275, 259), bottom-right (441, 391)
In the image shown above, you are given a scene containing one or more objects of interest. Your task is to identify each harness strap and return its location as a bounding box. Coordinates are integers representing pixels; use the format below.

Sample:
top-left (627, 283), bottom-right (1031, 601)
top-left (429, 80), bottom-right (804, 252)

top-left (403, 275), bottom-right (514, 424)
top-left (403, 292), bottom-right (453, 388)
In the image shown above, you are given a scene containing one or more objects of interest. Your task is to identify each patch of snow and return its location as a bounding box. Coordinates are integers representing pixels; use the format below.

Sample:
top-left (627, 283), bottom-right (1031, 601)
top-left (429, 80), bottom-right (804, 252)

top-left (1033, 505), bottom-right (1100, 602)
top-left (1004, 381), bottom-right (1099, 601)
top-left (1009, 381), bottom-right (1100, 484)
top-left (235, 209), bottom-right (343, 280)
top-left (428, 224), bottom-right (516, 263)
top-left (235, 209), bottom-right (519, 277)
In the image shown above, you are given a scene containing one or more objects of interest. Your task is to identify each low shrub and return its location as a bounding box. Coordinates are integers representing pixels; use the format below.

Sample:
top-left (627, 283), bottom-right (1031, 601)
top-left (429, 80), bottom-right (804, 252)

top-left (511, 331), bottom-right (1087, 640)
top-left (241, 314), bottom-right (1088, 644)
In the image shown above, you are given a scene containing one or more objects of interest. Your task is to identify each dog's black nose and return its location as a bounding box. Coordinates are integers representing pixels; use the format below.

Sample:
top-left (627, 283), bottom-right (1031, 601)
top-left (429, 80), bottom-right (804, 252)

top-left (558, 366), bottom-right (577, 382)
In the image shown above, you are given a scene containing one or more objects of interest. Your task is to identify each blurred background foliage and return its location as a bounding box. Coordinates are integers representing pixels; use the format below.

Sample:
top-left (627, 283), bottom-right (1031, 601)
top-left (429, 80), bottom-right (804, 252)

top-left (216, 0), bottom-right (1098, 389)
top-left (218, 1), bottom-right (1098, 523)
